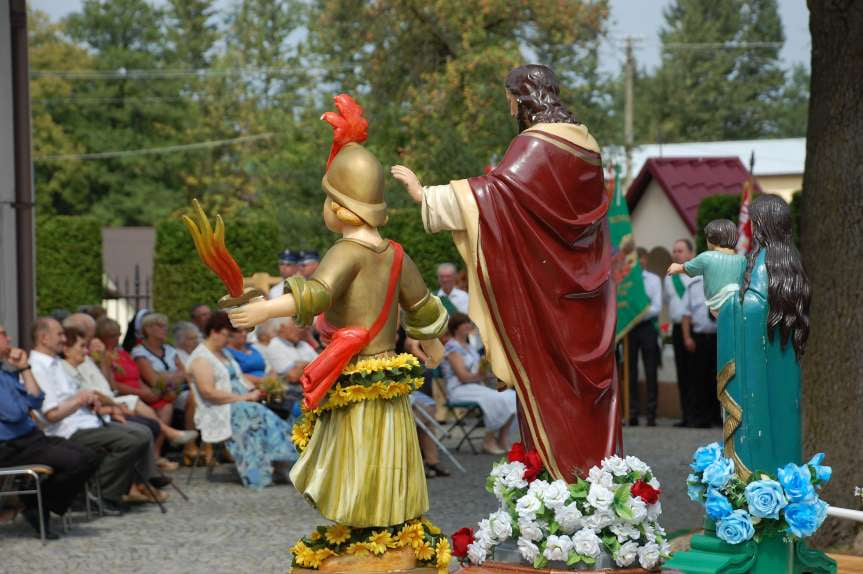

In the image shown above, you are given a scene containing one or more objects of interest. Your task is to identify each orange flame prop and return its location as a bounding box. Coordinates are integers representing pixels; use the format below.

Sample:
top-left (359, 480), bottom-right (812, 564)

top-left (182, 199), bottom-right (244, 298)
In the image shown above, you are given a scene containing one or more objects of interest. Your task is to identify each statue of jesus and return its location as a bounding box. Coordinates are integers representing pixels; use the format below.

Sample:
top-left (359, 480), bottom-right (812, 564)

top-left (392, 64), bottom-right (620, 481)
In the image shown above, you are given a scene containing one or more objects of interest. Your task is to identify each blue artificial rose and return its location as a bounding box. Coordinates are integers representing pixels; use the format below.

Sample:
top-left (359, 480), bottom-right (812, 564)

top-left (778, 463), bottom-right (816, 503)
top-left (744, 479), bottom-right (788, 519)
top-left (702, 457), bottom-right (735, 489)
top-left (716, 509), bottom-right (755, 545)
top-left (691, 443), bottom-right (723, 472)
top-left (687, 474), bottom-right (706, 502)
top-left (784, 500), bottom-right (829, 538)
top-left (705, 489), bottom-right (733, 520)
top-left (807, 453), bottom-right (832, 485)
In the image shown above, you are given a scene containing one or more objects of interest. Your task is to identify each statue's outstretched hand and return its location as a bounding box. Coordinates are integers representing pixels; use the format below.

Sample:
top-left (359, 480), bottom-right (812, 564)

top-left (419, 338), bottom-right (445, 369)
top-left (390, 165), bottom-right (423, 204)
top-left (228, 299), bottom-right (270, 330)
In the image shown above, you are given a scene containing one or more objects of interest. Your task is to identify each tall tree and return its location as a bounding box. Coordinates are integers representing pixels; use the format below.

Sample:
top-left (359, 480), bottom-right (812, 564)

top-left (643, 0), bottom-right (786, 143)
top-left (165, 0), bottom-right (218, 69)
top-left (29, 10), bottom-right (96, 215)
top-left (308, 0), bottom-right (611, 203)
top-left (801, 0), bottom-right (863, 549)
top-left (175, 0), bottom-right (322, 222)
top-left (770, 64), bottom-right (810, 138)
top-left (56, 0), bottom-right (193, 225)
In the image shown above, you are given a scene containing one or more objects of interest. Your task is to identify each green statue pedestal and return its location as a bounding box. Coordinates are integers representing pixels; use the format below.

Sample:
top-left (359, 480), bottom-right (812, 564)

top-left (664, 521), bottom-right (835, 574)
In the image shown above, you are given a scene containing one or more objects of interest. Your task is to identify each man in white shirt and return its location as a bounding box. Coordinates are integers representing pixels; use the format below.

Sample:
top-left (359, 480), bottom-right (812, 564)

top-left (30, 317), bottom-right (150, 512)
top-left (436, 262), bottom-right (469, 315)
top-left (268, 249), bottom-right (300, 299)
top-left (682, 276), bottom-right (720, 429)
top-left (663, 238), bottom-right (696, 427)
top-left (258, 318), bottom-right (317, 380)
top-left (627, 248), bottom-right (663, 427)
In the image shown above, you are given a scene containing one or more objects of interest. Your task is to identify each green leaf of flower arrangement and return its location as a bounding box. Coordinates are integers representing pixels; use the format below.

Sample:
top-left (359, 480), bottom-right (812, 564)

top-left (485, 474), bottom-right (496, 494)
top-left (569, 478), bottom-right (589, 499)
top-left (613, 484), bottom-right (633, 520)
top-left (602, 535), bottom-right (621, 554)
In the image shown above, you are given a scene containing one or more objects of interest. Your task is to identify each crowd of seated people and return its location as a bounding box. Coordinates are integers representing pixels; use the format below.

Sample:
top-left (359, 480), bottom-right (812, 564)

top-left (1, 255), bottom-right (483, 540)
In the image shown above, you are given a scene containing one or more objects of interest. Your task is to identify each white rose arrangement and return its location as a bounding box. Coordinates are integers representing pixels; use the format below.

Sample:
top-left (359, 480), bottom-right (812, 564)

top-left (461, 444), bottom-right (670, 569)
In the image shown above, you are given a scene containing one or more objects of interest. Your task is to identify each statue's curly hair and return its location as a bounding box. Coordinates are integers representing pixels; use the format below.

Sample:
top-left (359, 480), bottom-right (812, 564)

top-left (740, 195), bottom-right (811, 359)
top-left (505, 65), bottom-right (579, 132)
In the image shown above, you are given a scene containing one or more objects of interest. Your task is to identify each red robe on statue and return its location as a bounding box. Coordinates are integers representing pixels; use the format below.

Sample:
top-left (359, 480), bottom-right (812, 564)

top-left (466, 126), bottom-right (621, 480)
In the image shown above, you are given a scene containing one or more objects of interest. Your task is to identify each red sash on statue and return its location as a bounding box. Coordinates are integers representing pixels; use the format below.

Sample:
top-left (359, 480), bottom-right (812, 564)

top-left (300, 240), bottom-right (404, 410)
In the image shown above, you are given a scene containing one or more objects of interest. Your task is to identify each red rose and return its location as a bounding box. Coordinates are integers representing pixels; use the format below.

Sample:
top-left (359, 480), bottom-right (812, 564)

top-left (523, 451), bottom-right (543, 482)
top-left (451, 527), bottom-right (474, 558)
top-left (507, 442), bottom-right (526, 463)
top-left (631, 480), bottom-right (661, 505)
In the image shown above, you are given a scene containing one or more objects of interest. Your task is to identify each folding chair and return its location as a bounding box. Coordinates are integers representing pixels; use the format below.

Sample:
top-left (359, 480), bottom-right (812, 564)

top-left (0, 465), bottom-right (53, 544)
top-left (432, 375), bottom-right (487, 454)
top-left (443, 401), bottom-right (485, 453)
top-left (186, 441), bottom-right (228, 485)
top-left (412, 404), bottom-right (466, 473)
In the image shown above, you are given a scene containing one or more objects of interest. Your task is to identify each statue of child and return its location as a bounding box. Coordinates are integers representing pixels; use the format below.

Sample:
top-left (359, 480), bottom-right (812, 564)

top-left (667, 219), bottom-right (746, 316)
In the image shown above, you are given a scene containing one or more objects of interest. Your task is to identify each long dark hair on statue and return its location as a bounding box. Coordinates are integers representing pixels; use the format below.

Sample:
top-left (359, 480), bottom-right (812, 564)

top-left (740, 194), bottom-right (811, 359)
top-left (505, 65), bottom-right (579, 132)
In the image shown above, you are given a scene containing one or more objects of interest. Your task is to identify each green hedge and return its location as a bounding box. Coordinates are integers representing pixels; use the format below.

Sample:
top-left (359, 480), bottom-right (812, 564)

top-left (695, 194), bottom-right (741, 253)
top-left (153, 207), bottom-right (461, 322)
top-left (385, 209), bottom-right (461, 287)
top-left (695, 191), bottom-right (802, 254)
top-left (154, 212), bottom-right (283, 323)
top-left (36, 215), bottom-right (103, 316)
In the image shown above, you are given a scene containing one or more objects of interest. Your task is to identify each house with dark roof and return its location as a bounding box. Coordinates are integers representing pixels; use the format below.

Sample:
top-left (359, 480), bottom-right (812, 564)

top-left (624, 138), bottom-right (803, 202)
top-left (625, 156), bottom-right (757, 271)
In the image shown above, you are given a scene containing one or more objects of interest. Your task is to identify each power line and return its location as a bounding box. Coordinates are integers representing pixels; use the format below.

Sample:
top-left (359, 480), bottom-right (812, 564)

top-left (663, 41), bottom-right (782, 50)
top-left (30, 67), bottom-right (304, 80)
top-left (33, 132), bottom-right (274, 162)
top-left (29, 65), bottom-right (351, 81)
top-left (32, 95), bottom-right (191, 105)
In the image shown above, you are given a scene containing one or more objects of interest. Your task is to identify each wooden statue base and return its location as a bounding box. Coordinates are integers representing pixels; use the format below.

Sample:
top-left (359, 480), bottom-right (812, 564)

top-left (455, 560), bottom-right (659, 574)
top-left (293, 547), bottom-right (436, 574)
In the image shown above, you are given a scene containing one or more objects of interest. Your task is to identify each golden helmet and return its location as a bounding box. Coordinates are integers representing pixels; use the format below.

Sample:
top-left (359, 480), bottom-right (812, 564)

top-left (322, 142), bottom-right (387, 227)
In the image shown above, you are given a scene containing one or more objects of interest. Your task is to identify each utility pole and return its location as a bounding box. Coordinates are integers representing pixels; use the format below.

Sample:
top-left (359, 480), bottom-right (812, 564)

top-left (624, 35), bottom-right (636, 187)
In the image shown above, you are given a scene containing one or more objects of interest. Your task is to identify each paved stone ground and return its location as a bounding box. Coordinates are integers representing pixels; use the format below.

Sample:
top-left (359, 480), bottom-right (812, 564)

top-left (0, 421), bottom-right (720, 573)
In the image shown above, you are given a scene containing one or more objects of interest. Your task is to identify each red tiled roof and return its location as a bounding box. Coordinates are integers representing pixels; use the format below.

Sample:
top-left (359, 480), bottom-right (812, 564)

top-left (625, 157), bottom-right (759, 234)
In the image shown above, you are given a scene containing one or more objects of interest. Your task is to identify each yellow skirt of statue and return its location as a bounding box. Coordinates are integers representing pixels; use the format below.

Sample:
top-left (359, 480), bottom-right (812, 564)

top-left (289, 354), bottom-right (428, 526)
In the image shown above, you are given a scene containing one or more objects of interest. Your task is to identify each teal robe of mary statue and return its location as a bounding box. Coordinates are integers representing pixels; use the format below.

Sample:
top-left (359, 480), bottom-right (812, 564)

top-left (718, 249), bottom-right (801, 478)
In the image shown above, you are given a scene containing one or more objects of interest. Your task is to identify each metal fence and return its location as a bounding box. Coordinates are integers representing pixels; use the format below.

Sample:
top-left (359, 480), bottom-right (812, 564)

top-left (102, 264), bottom-right (150, 336)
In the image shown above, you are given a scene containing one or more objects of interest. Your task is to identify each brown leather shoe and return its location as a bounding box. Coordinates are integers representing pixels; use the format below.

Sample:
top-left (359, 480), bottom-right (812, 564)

top-left (201, 443), bottom-right (215, 467)
top-left (182, 441), bottom-right (200, 466)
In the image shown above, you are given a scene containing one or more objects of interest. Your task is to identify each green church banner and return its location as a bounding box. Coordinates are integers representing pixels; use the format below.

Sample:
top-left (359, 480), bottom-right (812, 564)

top-left (607, 164), bottom-right (650, 341)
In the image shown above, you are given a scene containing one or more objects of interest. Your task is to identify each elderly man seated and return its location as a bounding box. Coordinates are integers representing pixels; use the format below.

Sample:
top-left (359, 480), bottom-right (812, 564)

top-left (254, 319), bottom-right (316, 382)
top-left (0, 324), bottom-right (101, 539)
top-left (29, 317), bottom-right (154, 513)
top-left (61, 316), bottom-right (197, 472)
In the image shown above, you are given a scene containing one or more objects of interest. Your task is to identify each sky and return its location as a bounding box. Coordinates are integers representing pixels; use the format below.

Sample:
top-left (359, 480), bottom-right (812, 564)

top-left (31, 0), bottom-right (811, 72)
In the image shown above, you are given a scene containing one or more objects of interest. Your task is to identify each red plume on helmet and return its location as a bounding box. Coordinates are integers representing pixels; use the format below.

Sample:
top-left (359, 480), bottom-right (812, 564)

top-left (321, 94), bottom-right (369, 171)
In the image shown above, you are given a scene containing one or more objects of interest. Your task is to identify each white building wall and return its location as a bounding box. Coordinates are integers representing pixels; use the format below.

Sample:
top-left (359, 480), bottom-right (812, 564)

top-left (630, 180), bottom-right (694, 252)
